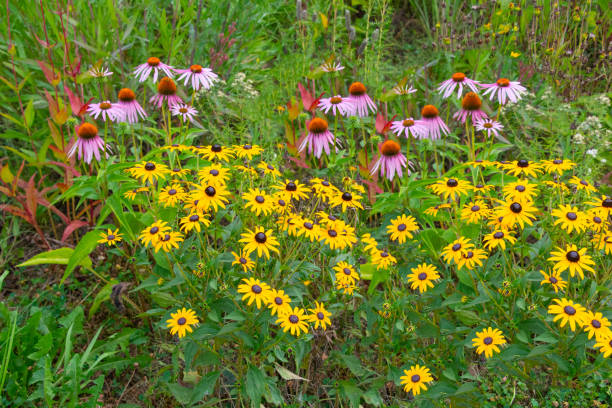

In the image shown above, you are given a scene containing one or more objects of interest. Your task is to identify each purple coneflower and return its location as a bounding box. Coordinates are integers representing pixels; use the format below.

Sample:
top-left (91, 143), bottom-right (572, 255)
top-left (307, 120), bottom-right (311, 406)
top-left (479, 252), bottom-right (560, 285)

top-left (392, 84), bottom-right (417, 96)
top-left (437, 72), bottom-right (479, 99)
top-left (420, 105), bottom-right (449, 140)
top-left (474, 118), bottom-right (504, 138)
top-left (299, 118), bottom-right (337, 158)
top-left (150, 77), bottom-right (183, 108)
top-left (347, 82), bottom-right (376, 117)
top-left (390, 118), bottom-right (428, 139)
top-left (321, 61), bottom-right (344, 72)
top-left (453, 92), bottom-right (488, 124)
top-left (88, 66), bottom-right (113, 78)
top-left (318, 95), bottom-right (354, 116)
top-left (117, 88), bottom-right (147, 124)
top-left (171, 104), bottom-right (198, 123)
top-left (481, 78), bottom-right (527, 105)
top-left (133, 57), bottom-right (174, 83)
top-left (68, 122), bottom-right (109, 164)
top-left (87, 101), bottom-right (125, 122)
top-left (174, 64), bottom-right (218, 91)
top-left (371, 140), bottom-right (410, 181)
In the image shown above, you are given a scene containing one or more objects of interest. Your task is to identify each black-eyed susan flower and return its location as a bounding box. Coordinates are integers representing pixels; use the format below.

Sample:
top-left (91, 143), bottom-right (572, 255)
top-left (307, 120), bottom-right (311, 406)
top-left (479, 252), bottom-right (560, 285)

top-left (333, 261), bottom-right (360, 285)
top-left (190, 183), bottom-right (230, 212)
top-left (539, 270), bottom-right (567, 293)
top-left (569, 176), bottom-right (597, 194)
top-left (308, 301), bottom-right (331, 330)
top-left (158, 183), bottom-right (187, 207)
top-left (582, 311), bottom-right (611, 340)
top-left (330, 190), bottom-right (364, 212)
top-left (542, 180), bottom-right (569, 192)
top-left (460, 201), bottom-right (490, 224)
top-left (277, 214), bottom-right (300, 236)
top-left (239, 227), bottom-right (280, 259)
top-left (242, 188), bottom-right (274, 216)
top-left (424, 203), bottom-right (451, 216)
top-left (153, 231), bottom-right (184, 253)
top-left (296, 217), bottom-right (320, 242)
top-left (502, 159), bottom-right (542, 178)
top-left (494, 200), bottom-right (537, 229)
top-left (198, 164), bottom-right (230, 186)
top-left (472, 183), bottom-right (494, 195)
top-left (128, 161), bottom-right (170, 184)
top-left (399, 365), bottom-right (433, 396)
top-left (586, 209), bottom-right (605, 232)
top-left (199, 144), bottom-right (234, 162)
top-left (548, 244), bottom-right (596, 279)
top-left (180, 212), bottom-right (210, 233)
top-left (315, 210), bottom-right (339, 225)
top-left (371, 249), bottom-right (397, 270)
top-left (593, 333), bottom-right (612, 357)
top-left (407, 263), bottom-right (440, 293)
top-left (336, 281), bottom-right (357, 295)
top-left (551, 204), bottom-right (587, 233)
top-left (162, 143), bottom-right (187, 152)
top-left (386, 214), bottom-right (419, 243)
top-left (548, 298), bottom-right (586, 331)
top-left (266, 289), bottom-right (292, 316)
top-left (465, 159), bottom-right (493, 168)
top-left (428, 177), bottom-right (471, 200)
top-left (274, 179), bottom-right (311, 201)
top-left (441, 237), bottom-right (474, 264)
top-left (139, 220), bottom-right (170, 248)
top-left (271, 193), bottom-right (292, 214)
top-left (586, 195), bottom-right (612, 215)
top-left (166, 308), bottom-right (199, 338)
top-left (502, 180), bottom-right (539, 203)
top-left (170, 167), bottom-right (190, 178)
top-left (231, 250), bottom-right (255, 273)
top-left (541, 158), bottom-right (576, 175)
top-left (233, 143), bottom-right (263, 160)
top-left (457, 248), bottom-right (488, 270)
top-left (235, 164), bottom-right (258, 177)
top-left (257, 161), bottom-right (281, 177)
top-left (360, 233), bottom-right (379, 254)
top-left (310, 178), bottom-right (339, 200)
top-left (123, 187), bottom-right (149, 200)
top-left (319, 220), bottom-right (353, 250)
top-left (276, 306), bottom-right (309, 336)
top-left (483, 230), bottom-right (517, 251)
top-left (237, 277), bottom-right (271, 309)
top-left (472, 327), bottom-right (506, 358)
top-left (98, 228), bottom-right (122, 246)
top-left (592, 234), bottom-right (612, 255)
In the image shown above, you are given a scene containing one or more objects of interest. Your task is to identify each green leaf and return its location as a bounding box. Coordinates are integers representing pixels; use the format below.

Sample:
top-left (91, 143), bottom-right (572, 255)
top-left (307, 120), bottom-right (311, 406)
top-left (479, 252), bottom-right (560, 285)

top-left (25, 99), bottom-right (35, 128)
top-left (340, 381), bottom-right (362, 408)
top-left (89, 279), bottom-right (119, 318)
top-left (189, 371), bottom-right (220, 404)
top-left (18, 247), bottom-right (92, 269)
top-left (245, 365), bottom-right (266, 407)
top-left (61, 230), bottom-right (100, 285)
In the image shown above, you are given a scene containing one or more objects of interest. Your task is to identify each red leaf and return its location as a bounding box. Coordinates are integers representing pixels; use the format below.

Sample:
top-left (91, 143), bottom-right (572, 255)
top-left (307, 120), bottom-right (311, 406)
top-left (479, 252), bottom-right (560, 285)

top-left (36, 60), bottom-right (59, 85)
top-left (0, 204), bottom-right (30, 222)
top-left (287, 156), bottom-right (309, 169)
top-left (47, 161), bottom-right (81, 177)
top-left (376, 112), bottom-right (397, 135)
top-left (61, 219), bottom-right (88, 242)
top-left (64, 84), bottom-right (83, 117)
top-left (298, 83), bottom-right (325, 112)
top-left (25, 175), bottom-right (38, 217)
top-left (362, 179), bottom-right (383, 195)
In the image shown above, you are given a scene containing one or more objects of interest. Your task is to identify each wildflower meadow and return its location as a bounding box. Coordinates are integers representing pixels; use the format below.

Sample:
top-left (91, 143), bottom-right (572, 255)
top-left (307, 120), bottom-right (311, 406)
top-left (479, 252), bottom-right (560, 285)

top-left (1, 1), bottom-right (612, 407)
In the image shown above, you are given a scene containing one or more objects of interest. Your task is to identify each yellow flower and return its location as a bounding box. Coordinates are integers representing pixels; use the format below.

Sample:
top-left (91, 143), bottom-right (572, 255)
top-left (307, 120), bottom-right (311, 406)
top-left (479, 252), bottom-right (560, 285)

top-left (237, 277), bottom-right (271, 309)
top-left (333, 261), bottom-right (359, 285)
top-left (308, 301), bottom-right (331, 330)
top-left (239, 227), bottom-right (280, 259)
top-left (510, 51), bottom-right (521, 58)
top-left (548, 298), bottom-right (586, 331)
top-left (266, 289), bottom-right (292, 316)
top-left (548, 244), bottom-right (596, 280)
top-left (98, 228), bottom-right (122, 246)
top-left (166, 308), bottom-right (199, 338)
top-left (472, 327), bottom-right (506, 358)
top-left (399, 365), bottom-right (433, 396)
top-left (386, 214), bottom-right (419, 243)
top-left (539, 270), bottom-right (567, 293)
top-left (407, 264), bottom-right (440, 293)
top-left (276, 306), bottom-right (309, 336)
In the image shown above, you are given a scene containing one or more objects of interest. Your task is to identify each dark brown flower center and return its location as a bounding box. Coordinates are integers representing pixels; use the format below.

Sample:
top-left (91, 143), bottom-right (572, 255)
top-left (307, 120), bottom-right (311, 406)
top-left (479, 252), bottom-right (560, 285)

top-left (471, 205), bottom-right (480, 212)
top-left (211, 144), bottom-right (222, 152)
top-left (493, 232), bottom-right (504, 239)
top-left (566, 251), bottom-right (580, 262)
top-left (602, 197), bottom-right (612, 208)
top-left (210, 169), bottom-right (219, 176)
top-left (397, 223), bottom-right (407, 231)
top-left (446, 178), bottom-right (459, 188)
top-left (145, 162), bottom-right (156, 171)
top-left (452, 243), bottom-right (461, 251)
top-left (289, 314), bottom-right (299, 324)
top-left (418, 272), bottom-right (427, 280)
top-left (411, 374), bottom-right (421, 383)
top-left (274, 297), bottom-right (283, 305)
top-left (205, 186), bottom-right (216, 197)
top-left (189, 214), bottom-right (199, 222)
top-left (255, 232), bottom-right (267, 243)
top-left (308, 118), bottom-right (328, 133)
top-left (252, 284), bottom-right (262, 294)
top-left (328, 229), bottom-right (338, 237)
top-left (343, 268), bottom-right (352, 275)
top-left (255, 195), bottom-right (265, 204)
top-left (592, 319), bottom-right (601, 329)
top-left (517, 159), bottom-right (529, 168)
top-left (317, 312), bottom-right (324, 320)
top-left (303, 222), bottom-right (313, 229)
top-left (342, 192), bottom-right (352, 201)
top-left (549, 276), bottom-right (558, 284)
top-left (483, 336), bottom-right (493, 345)
top-left (563, 305), bottom-right (576, 315)
top-left (553, 159), bottom-right (563, 164)
top-left (566, 212), bottom-right (577, 221)
top-left (515, 185), bottom-right (526, 192)
top-left (107, 234), bottom-right (115, 240)
top-left (593, 216), bottom-right (602, 224)
top-left (286, 181), bottom-right (297, 191)
top-left (510, 203), bottom-right (522, 213)
top-left (239, 257), bottom-right (247, 264)
top-left (177, 317), bottom-right (187, 325)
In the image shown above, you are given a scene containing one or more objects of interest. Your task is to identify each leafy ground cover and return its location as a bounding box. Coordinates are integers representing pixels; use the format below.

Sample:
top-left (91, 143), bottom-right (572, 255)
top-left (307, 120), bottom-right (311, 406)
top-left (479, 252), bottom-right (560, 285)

top-left (1, 0), bottom-right (611, 407)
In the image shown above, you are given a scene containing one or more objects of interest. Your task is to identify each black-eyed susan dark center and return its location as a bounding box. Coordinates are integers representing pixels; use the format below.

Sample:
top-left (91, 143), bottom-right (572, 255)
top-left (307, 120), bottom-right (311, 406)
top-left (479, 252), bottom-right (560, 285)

top-left (411, 374), bottom-right (421, 383)
top-left (564, 305), bottom-right (576, 315)
top-left (343, 268), bottom-right (352, 275)
top-left (517, 159), bottom-right (529, 168)
top-left (493, 232), bottom-right (504, 239)
top-left (342, 192), bottom-right (352, 201)
top-left (168, 189), bottom-right (177, 195)
top-left (446, 178), bottom-right (458, 188)
top-left (286, 181), bottom-right (297, 191)
top-left (255, 232), bottom-right (267, 243)
top-left (328, 229), bottom-right (338, 237)
top-left (211, 144), bottom-right (222, 152)
top-left (397, 223), bottom-right (407, 231)
top-left (471, 205), bottom-right (480, 212)
top-left (566, 251), bottom-right (580, 262)
top-left (418, 272), bottom-right (427, 280)
top-left (145, 162), bottom-right (156, 171)
top-left (483, 336), bottom-right (493, 345)
top-left (549, 276), bottom-right (558, 284)
top-left (274, 297), bottom-right (283, 305)
top-left (150, 226), bottom-right (159, 234)
top-left (107, 234), bottom-right (115, 240)
top-left (189, 214), bottom-right (199, 222)
top-left (452, 243), bottom-right (461, 251)
top-left (289, 314), bottom-right (299, 324)
top-left (210, 169), bottom-right (219, 176)
top-left (317, 312), bottom-right (324, 320)
top-left (205, 186), bottom-right (216, 197)
top-left (251, 284), bottom-right (262, 294)
top-left (255, 195), bottom-right (265, 203)
top-left (553, 159), bottom-right (563, 164)
top-left (592, 319), bottom-right (602, 328)
top-left (602, 197), bottom-right (612, 208)
top-left (239, 257), bottom-right (247, 264)
top-left (177, 317), bottom-right (187, 325)
top-left (465, 251), bottom-right (474, 259)
top-left (566, 212), bottom-right (577, 221)
top-left (515, 185), bottom-right (526, 192)
top-left (510, 203), bottom-right (522, 213)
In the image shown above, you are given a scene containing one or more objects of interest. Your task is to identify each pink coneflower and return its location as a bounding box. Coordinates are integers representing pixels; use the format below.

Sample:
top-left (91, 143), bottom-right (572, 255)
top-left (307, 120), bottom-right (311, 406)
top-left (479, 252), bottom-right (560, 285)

top-left (420, 105), bottom-right (450, 140)
top-left (174, 64), bottom-right (218, 91)
top-left (321, 61), bottom-right (344, 72)
top-left (133, 57), bottom-right (174, 83)
top-left (347, 82), bottom-right (376, 117)
top-left (88, 66), bottom-right (113, 78)
top-left (171, 104), bottom-right (198, 123)
top-left (437, 72), bottom-right (479, 99)
top-left (87, 101), bottom-right (125, 122)
top-left (453, 92), bottom-right (488, 123)
top-left (117, 88), bottom-right (147, 123)
top-left (371, 140), bottom-right (411, 181)
top-left (474, 118), bottom-right (504, 138)
top-left (390, 118), bottom-right (428, 139)
top-left (481, 78), bottom-right (527, 105)
top-left (299, 118), bottom-right (337, 158)
top-left (68, 122), bottom-right (109, 164)
top-left (150, 77), bottom-right (183, 108)
top-left (318, 95), bottom-right (354, 116)
top-left (392, 84), bottom-right (417, 96)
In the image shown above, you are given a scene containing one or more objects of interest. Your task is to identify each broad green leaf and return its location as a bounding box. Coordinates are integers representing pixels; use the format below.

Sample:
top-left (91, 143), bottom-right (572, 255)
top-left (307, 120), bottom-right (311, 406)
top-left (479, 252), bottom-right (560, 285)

top-left (18, 247), bottom-right (92, 269)
top-left (89, 279), bottom-right (119, 318)
top-left (61, 230), bottom-right (100, 284)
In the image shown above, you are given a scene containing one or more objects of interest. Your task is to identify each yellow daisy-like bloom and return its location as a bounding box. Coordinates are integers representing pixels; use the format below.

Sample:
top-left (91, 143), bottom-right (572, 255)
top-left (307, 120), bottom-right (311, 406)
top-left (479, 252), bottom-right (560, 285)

top-left (551, 204), bottom-right (587, 234)
top-left (465, 159), bottom-right (493, 168)
top-left (569, 176), bottom-right (597, 194)
top-left (234, 164), bottom-right (258, 177)
top-left (542, 180), bottom-right (569, 192)
top-left (180, 212), bottom-right (210, 233)
top-left (336, 281), bottom-right (357, 295)
top-left (423, 203), bottom-right (451, 217)
top-left (139, 220), bottom-right (171, 248)
top-left (502, 159), bottom-right (542, 178)
top-left (169, 167), bottom-right (190, 178)
top-left (428, 177), bottom-right (472, 200)
top-left (158, 183), bottom-right (187, 207)
top-left (308, 301), bottom-right (331, 330)
top-left (257, 161), bottom-right (281, 177)
top-left (166, 308), bottom-right (199, 338)
top-left (548, 244), bottom-right (596, 280)
top-left (162, 143), bottom-right (187, 152)
top-left (277, 214), bottom-right (300, 236)
top-left (189, 183), bottom-right (231, 212)
top-left (460, 201), bottom-right (490, 224)
top-left (472, 327), bottom-right (507, 358)
top-left (548, 298), bottom-right (586, 331)
top-left (310, 178), bottom-right (339, 200)
top-left (239, 227), bottom-right (280, 259)
top-left (272, 193), bottom-right (292, 214)
top-left (483, 230), bottom-right (517, 251)
top-left (237, 277), bottom-right (271, 309)
top-left (330, 190), bottom-right (364, 212)
top-left (319, 220), bottom-right (354, 250)
top-left (123, 187), bottom-right (149, 200)
top-left (199, 144), bottom-right (234, 162)
top-left (153, 231), bottom-right (184, 253)
top-left (407, 263), bottom-right (440, 293)
top-left (586, 209), bottom-right (605, 232)
top-left (486, 214), bottom-right (507, 230)
top-left (233, 143), bottom-right (263, 159)
top-left (399, 365), bottom-right (433, 396)
top-left (592, 234), bottom-right (612, 255)
top-left (593, 333), bottom-right (612, 358)
top-left (315, 211), bottom-right (340, 225)
top-left (198, 164), bottom-right (230, 186)
top-left (127, 161), bottom-right (170, 184)
top-left (494, 200), bottom-right (538, 229)
top-left (540, 158), bottom-right (576, 174)
top-left (231, 250), bottom-right (255, 272)
top-left (441, 237), bottom-right (474, 264)
top-left (333, 261), bottom-right (360, 285)
top-left (539, 270), bottom-right (567, 293)
top-left (242, 188), bottom-right (274, 216)
top-left (456, 248), bottom-right (488, 271)
top-left (586, 195), bottom-right (612, 215)
top-left (371, 249), bottom-right (397, 270)
top-left (342, 177), bottom-right (365, 194)
top-left (296, 217), bottom-right (321, 242)
top-left (581, 311), bottom-right (611, 340)
top-left (472, 183), bottom-right (494, 194)
top-left (387, 214), bottom-right (419, 243)
top-left (274, 179), bottom-right (311, 201)
top-left (502, 180), bottom-right (539, 203)
top-left (276, 306), bottom-right (309, 336)
top-left (266, 289), bottom-right (292, 316)
top-left (360, 233), bottom-right (379, 255)
top-left (98, 228), bottom-right (123, 246)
